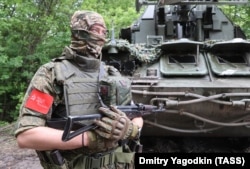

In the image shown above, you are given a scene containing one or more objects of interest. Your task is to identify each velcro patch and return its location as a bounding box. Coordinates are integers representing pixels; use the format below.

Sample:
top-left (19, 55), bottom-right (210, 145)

top-left (25, 89), bottom-right (53, 114)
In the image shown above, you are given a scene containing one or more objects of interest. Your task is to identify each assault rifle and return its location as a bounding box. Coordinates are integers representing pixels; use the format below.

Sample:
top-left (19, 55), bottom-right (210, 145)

top-left (61, 103), bottom-right (165, 141)
top-left (46, 103), bottom-right (163, 166)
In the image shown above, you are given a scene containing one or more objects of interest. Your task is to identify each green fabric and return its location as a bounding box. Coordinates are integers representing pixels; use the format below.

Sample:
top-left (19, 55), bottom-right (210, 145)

top-left (114, 152), bottom-right (135, 163)
top-left (100, 76), bottom-right (132, 106)
top-left (72, 152), bottom-right (115, 169)
top-left (55, 59), bottom-right (101, 117)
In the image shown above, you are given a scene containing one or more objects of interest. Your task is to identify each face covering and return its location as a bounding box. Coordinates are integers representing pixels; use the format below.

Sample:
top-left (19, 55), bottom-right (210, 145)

top-left (70, 29), bottom-right (106, 58)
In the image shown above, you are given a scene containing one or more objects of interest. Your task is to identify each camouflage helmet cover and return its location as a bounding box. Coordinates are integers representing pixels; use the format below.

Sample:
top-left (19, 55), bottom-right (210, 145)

top-left (70, 10), bottom-right (106, 31)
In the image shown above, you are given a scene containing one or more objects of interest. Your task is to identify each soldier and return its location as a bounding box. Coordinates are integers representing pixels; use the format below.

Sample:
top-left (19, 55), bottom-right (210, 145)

top-left (15, 10), bottom-right (143, 169)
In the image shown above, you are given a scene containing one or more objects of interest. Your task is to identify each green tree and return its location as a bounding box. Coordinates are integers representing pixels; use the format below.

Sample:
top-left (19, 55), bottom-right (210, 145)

top-left (0, 0), bottom-right (74, 122)
top-left (222, 1), bottom-right (250, 38)
top-left (77, 0), bottom-right (139, 37)
top-left (0, 0), bottom-right (139, 123)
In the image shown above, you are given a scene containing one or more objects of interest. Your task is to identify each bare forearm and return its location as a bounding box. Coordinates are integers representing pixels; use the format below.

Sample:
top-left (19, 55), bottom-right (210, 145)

top-left (17, 117), bottom-right (143, 151)
top-left (16, 126), bottom-right (88, 151)
top-left (132, 117), bottom-right (143, 128)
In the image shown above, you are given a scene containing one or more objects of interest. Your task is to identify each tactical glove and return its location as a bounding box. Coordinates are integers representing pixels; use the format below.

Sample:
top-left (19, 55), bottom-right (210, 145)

top-left (94, 105), bottom-right (140, 141)
top-left (86, 131), bottom-right (118, 154)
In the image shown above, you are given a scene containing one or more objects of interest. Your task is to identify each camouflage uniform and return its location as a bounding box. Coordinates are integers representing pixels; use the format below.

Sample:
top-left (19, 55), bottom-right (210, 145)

top-left (15, 11), bottom-right (140, 169)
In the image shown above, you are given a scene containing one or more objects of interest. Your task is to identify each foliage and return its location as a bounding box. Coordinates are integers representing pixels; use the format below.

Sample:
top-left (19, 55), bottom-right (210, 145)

top-left (0, 0), bottom-right (139, 123)
top-left (221, 1), bottom-right (250, 38)
top-left (77, 0), bottom-right (139, 37)
top-left (0, 0), bottom-right (76, 122)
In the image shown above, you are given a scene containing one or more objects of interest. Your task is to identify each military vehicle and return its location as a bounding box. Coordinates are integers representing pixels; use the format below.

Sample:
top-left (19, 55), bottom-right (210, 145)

top-left (102, 0), bottom-right (250, 137)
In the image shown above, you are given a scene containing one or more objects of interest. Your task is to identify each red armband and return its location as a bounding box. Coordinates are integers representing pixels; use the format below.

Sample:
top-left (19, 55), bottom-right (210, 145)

top-left (24, 89), bottom-right (53, 114)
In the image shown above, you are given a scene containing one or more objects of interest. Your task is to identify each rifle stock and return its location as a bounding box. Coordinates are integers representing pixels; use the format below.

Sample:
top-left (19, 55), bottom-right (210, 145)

top-left (61, 104), bottom-right (163, 141)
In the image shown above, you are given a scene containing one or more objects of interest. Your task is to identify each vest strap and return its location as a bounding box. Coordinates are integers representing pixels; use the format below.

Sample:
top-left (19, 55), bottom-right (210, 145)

top-left (83, 152), bottom-right (115, 169)
top-left (70, 109), bottom-right (98, 115)
top-left (67, 88), bottom-right (98, 94)
top-left (68, 97), bottom-right (99, 105)
top-left (114, 152), bottom-right (135, 163)
top-left (114, 147), bottom-right (135, 163)
top-left (70, 77), bottom-right (98, 83)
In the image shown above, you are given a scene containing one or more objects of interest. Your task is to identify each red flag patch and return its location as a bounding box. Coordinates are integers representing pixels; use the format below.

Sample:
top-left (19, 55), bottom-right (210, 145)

top-left (25, 89), bottom-right (54, 114)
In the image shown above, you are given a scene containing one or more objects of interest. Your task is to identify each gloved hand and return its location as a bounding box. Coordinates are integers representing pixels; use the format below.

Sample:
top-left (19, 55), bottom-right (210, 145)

top-left (94, 105), bottom-right (140, 141)
top-left (86, 131), bottom-right (118, 153)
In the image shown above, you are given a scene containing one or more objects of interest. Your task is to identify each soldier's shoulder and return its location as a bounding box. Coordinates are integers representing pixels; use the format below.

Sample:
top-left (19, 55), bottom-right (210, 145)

top-left (43, 61), bottom-right (55, 69)
top-left (37, 61), bottom-right (55, 73)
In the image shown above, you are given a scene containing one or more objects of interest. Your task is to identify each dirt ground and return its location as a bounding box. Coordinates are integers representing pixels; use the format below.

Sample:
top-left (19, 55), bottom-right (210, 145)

top-left (0, 124), bottom-right (42, 169)
top-left (1, 124), bottom-right (250, 169)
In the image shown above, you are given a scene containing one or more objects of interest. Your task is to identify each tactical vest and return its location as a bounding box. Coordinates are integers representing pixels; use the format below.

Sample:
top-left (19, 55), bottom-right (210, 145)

top-left (55, 59), bottom-right (101, 117)
top-left (54, 56), bottom-right (131, 118)
top-left (39, 53), bottom-right (134, 169)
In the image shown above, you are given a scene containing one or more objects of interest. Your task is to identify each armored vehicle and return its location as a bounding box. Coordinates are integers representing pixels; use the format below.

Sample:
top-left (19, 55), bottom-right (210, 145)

top-left (102, 0), bottom-right (250, 137)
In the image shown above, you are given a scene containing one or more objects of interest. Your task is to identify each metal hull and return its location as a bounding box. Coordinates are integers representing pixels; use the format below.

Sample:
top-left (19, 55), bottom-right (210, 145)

top-left (131, 74), bottom-right (250, 136)
top-left (103, 0), bottom-right (250, 137)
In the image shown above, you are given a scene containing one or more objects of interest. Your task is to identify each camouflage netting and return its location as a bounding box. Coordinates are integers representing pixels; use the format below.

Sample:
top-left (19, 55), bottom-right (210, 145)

top-left (103, 39), bottom-right (161, 63)
top-left (133, 43), bottom-right (161, 63)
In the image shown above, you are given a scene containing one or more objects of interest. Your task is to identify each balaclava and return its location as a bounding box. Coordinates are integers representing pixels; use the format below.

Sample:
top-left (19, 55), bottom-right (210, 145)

top-left (70, 10), bottom-right (107, 58)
